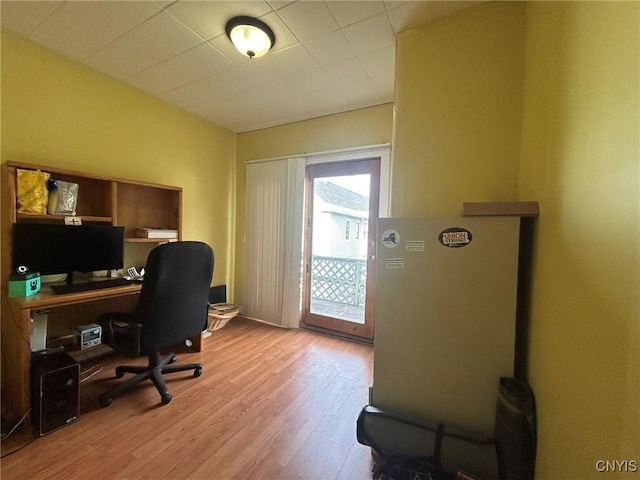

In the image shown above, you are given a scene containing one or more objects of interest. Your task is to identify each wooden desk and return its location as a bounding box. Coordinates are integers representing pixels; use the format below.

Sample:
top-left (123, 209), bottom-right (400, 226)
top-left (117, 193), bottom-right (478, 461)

top-left (1, 283), bottom-right (202, 426)
top-left (1, 162), bottom-right (186, 428)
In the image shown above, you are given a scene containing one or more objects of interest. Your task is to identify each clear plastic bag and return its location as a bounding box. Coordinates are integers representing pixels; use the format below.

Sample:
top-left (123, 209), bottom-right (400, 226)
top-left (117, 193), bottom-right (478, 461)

top-left (47, 179), bottom-right (79, 215)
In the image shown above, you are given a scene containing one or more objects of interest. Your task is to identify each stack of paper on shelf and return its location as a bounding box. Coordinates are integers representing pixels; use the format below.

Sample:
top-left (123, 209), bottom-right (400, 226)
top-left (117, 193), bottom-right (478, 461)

top-left (135, 228), bottom-right (178, 239)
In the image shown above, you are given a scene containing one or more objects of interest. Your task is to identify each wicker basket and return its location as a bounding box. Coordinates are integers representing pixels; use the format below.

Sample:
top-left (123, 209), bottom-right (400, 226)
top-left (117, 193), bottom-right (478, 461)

top-left (207, 303), bottom-right (239, 332)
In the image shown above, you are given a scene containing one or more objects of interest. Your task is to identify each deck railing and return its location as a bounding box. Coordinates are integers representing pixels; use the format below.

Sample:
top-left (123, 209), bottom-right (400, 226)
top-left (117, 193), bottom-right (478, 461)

top-left (310, 255), bottom-right (366, 307)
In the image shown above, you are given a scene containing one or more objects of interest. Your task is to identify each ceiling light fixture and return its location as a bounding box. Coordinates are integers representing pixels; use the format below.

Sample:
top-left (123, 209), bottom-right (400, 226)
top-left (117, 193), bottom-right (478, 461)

top-left (225, 16), bottom-right (276, 59)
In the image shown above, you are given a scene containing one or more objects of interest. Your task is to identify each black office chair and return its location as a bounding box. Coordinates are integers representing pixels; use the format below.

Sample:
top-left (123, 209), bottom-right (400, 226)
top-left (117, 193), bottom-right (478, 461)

top-left (97, 241), bottom-right (214, 407)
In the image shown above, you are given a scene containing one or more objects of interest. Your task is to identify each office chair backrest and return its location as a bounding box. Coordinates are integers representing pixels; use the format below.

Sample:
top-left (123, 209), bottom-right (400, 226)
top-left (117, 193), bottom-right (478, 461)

top-left (135, 241), bottom-right (214, 352)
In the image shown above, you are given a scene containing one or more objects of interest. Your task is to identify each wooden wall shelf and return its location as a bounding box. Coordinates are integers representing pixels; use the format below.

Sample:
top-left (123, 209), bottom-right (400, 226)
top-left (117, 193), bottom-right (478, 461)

top-left (16, 213), bottom-right (113, 223)
top-left (125, 237), bottom-right (177, 243)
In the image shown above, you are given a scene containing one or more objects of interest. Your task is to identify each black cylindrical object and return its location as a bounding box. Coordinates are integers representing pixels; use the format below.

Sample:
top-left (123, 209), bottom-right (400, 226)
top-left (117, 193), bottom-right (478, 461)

top-left (495, 377), bottom-right (536, 480)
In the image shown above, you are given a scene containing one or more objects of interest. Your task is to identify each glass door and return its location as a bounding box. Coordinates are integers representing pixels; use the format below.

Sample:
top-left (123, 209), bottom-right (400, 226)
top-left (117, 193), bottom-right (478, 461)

top-left (302, 159), bottom-right (380, 340)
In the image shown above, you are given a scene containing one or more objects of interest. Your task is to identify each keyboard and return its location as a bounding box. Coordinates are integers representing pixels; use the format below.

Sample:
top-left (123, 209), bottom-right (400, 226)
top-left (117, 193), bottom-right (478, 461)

top-left (50, 277), bottom-right (133, 294)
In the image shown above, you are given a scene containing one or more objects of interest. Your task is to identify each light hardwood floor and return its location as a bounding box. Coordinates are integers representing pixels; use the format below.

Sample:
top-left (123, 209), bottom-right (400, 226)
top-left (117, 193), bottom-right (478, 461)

top-left (1, 317), bottom-right (375, 480)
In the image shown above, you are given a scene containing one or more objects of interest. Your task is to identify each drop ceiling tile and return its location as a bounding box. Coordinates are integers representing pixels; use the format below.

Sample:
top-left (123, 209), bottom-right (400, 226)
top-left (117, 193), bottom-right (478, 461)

top-left (255, 90), bottom-right (291, 114)
top-left (161, 81), bottom-right (213, 110)
top-left (169, 42), bottom-right (236, 78)
top-left (383, 0), bottom-right (411, 9)
top-left (222, 88), bottom-right (270, 111)
top-left (183, 98), bottom-right (237, 124)
top-left (230, 116), bottom-right (262, 133)
top-left (209, 67), bottom-right (264, 94)
top-left (370, 71), bottom-right (395, 95)
top-left (340, 77), bottom-right (377, 101)
top-left (165, 1), bottom-right (272, 40)
top-left (168, 89), bottom-right (253, 124)
top-left (302, 83), bottom-right (351, 110)
top-left (127, 43), bottom-right (235, 95)
top-left (259, 11), bottom-right (300, 53)
top-left (161, 68), bottom-right (244, 107)
top-left (280, 66), bottom-right (333, 96)
top-left (276, 1), bottom-right (338, 42)
top-left (0, 1), bottom-right (62, 37)
top-left (208, 34), bottom-right (251, 66)
top-left (204, 95), bottom-right (239, 116)
top-left (386, 1), bottom-right (445, 33)
top-left (323, 57), bottom-right (368, 85)
top-left (303, 30), bottom-right (355, 66)
top-left (232, 107), bottom-right (273, 132)
top-left (126, 62), bottom-right (190, 97)
top-left (266, 1), bottom-right (295, 10)
top-left (84, 11), bottom-right (204, 79)
top-left (206, 69), bottom-right (274, 108)
top-left (242, 44), bottom-right (318, 81)
top-left (358, 45), bottom-right (395, 78)
top-left (326, 1), bottom-right (385, 28)
top-left (27, 1), bottom-right (161, 61)
top-left (342, 12), bottom-right (395, 55)
top-left (234, 56), bottom-right (279, 84)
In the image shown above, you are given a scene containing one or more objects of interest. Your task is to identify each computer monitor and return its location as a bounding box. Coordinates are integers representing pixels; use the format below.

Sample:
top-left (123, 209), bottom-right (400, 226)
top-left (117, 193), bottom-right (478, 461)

top-left (12, 223), bottom-right (124, 281)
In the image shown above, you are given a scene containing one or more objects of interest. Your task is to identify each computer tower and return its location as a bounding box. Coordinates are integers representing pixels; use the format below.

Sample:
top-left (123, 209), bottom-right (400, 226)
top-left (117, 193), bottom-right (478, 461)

top-left (31, 348), bottom-right (80, 436)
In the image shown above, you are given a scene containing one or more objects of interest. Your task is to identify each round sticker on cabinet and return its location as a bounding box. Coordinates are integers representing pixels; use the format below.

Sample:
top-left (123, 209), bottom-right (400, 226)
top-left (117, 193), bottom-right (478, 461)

top-left (439, 227), bottom-right (472, 248)
top-left (381, 229), bottom-right (400, 248)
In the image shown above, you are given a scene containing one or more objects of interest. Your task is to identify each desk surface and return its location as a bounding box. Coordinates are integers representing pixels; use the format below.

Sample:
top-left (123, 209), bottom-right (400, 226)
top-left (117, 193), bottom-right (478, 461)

top-left (9, 283), bottom-right (142, 310)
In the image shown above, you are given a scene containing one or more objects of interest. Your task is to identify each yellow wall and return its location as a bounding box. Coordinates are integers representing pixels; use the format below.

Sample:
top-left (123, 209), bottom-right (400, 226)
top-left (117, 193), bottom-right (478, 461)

top-left (382, 1), bottom-right (639, 477)
top-left (392, 2), bottom-right (526, 217)
top-left (519, 2), bottom-right (640, 478)
top-left (1, 30), bottom-right (236, 287)
top-left (234, 104), bottom-right (393, 307)
top-left (374, 0), bottom-right (527, 424)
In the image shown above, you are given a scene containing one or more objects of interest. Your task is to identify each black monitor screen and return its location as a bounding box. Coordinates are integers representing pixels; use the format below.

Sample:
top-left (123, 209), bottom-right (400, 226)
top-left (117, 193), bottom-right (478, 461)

top-left (12, 223), bottom-right (124, 276)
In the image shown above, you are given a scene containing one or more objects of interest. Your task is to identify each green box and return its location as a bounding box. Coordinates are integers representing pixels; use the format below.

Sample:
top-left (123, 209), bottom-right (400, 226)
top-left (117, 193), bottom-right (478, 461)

top-left (8, 271), bottom-right (41, 298)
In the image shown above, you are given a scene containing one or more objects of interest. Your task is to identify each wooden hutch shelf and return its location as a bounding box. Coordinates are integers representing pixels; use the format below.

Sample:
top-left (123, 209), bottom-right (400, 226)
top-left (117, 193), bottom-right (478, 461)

top-left (0, 161), bottom-right (184, 426)
top-left (16, 213), bottom-right (114, 223)
top-left (124, 237), bottom-right (177, 243)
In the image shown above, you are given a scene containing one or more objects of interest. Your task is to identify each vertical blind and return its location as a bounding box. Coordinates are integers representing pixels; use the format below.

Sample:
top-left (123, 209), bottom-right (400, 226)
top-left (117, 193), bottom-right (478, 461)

top-left (243, 157), bottom-right (305, 327)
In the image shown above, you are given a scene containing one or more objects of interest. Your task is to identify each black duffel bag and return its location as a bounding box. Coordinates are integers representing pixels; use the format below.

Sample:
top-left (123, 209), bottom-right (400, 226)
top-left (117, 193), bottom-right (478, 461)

top-left (356, 406), bottom-right (497, 479)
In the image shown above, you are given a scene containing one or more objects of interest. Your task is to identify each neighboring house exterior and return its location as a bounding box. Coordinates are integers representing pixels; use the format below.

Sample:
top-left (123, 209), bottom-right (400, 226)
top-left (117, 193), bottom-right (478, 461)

top-left (312, 180), bottom-right (368, 259)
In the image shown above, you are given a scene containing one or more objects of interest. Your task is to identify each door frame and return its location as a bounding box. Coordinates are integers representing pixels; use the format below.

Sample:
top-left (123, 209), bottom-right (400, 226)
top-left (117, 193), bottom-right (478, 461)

top-left (302, 158), bottom-right (380, 340)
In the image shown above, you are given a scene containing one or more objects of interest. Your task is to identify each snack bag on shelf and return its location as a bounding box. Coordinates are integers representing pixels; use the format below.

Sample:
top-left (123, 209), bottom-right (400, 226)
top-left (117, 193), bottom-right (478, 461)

top-left (16, 169), bottom-right (51, 215)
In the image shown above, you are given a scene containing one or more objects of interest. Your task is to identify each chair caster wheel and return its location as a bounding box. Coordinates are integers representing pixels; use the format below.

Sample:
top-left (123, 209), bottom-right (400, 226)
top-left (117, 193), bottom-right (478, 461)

top-left (161, 393), bottom-right (172, 405)
top-left (115, 368), bottom-right (125, 378)
top-left (194, 367), bottom-right (202, 378)
top-left (168, 355), bottom-right (177, 364)
top-left (100, 395), bottom-right (113, 407)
